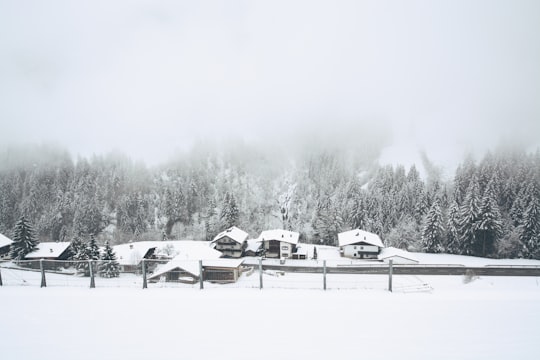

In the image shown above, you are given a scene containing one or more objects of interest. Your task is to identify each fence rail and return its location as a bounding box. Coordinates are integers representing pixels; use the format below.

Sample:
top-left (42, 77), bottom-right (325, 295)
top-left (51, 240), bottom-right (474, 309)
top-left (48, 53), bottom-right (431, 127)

top-left (1, 259), bottom-right (539, 292)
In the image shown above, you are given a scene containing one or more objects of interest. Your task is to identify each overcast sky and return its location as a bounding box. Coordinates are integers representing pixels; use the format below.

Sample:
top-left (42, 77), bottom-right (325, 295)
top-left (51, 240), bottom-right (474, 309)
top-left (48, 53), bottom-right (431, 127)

top-left (1, 0), bottom-right (539, 172)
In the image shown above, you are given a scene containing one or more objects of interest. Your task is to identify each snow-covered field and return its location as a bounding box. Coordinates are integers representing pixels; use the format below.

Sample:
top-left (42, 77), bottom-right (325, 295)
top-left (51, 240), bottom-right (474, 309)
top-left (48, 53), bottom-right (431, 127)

top-left (1, 273), bottom-right (540, 360)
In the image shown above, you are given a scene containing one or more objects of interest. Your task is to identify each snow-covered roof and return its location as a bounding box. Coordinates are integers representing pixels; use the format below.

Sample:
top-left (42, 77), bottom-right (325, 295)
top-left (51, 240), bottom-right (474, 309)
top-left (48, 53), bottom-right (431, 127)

top-left (212, 226), bottom-right (249, 244)
top-left (25, 242), bottom-right (71, 259)
top-left (338, 229), bottom-right (384, 248)
top-left (0, 233), bottom-right (13, 248)
top-left (258, 229), bottom-right (299, 245)
top-left (148, 258), bottom-right (244, 280)
top-left (244, 239), bottom-right (262, 254)
top-left (114, 240), bottom-right (222, 266)
top-left (378, 247), bottom-right (419, 263)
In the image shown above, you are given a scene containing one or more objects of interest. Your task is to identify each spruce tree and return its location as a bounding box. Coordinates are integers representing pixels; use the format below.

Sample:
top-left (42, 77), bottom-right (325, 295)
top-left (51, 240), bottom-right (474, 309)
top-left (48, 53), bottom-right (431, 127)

top-left (99, 240), bottom-right (120, 278)
top-left (9, 216), bottom-right (38, 260)
top-left (446, 201), bottom-right (460, 254)
top-left (220, 192), bottom-right (239, 229)
top-left (518, 183), bottom-right (540, 259)
top-left (457, 175), bottom-right (481, 256)
top-left (421, 198), bottom-right (445, 253)
top-left (477, 182), bottom-right (503, 257)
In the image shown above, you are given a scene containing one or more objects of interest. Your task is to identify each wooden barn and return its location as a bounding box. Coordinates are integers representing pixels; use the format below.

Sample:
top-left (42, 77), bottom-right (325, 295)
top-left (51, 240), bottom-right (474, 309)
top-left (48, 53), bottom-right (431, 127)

top-left (259, 229), bottom-right (299, 259)
top-left (148, 258), bottom-right (244, 284)
top-left (338, 229), bottom-right (384, 260)
top-left (211, 226), bottom-right (249, 258)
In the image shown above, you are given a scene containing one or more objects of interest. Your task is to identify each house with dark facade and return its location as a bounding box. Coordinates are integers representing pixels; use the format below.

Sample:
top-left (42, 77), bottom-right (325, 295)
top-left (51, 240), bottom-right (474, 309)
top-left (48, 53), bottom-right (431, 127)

top-left (211, 226), bottom-right (249, 258)
top-left (0, 233), bottom-right (13, 260)
top-left (259, 229), bottom-right (299, 259)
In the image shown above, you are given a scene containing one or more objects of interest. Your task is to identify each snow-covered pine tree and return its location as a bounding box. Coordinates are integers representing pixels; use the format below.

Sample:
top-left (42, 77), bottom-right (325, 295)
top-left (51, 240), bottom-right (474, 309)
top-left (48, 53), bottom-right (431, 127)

top-left (477, 181), bottom-right (503, 257)
top-left (518, 183), bottom-right (540, 259)
top-left (87, 234), bottom-right (100, 260)
top-left (457, 175), bottom-right (481, 256)
top-left (75, 234), bottom-right (100, 276)
top-left (99, 240), bottom-right (120, 278)
top-left (421, 198), bottom-right (445, 253)
top-left (220, 192), bottom-right (239, 229)
top-left (9, 216), bottom-right (38, 260)
top-left (445, 200), bottom-right (460, 254)
top-left (313, 246), bottom-right (318, 260)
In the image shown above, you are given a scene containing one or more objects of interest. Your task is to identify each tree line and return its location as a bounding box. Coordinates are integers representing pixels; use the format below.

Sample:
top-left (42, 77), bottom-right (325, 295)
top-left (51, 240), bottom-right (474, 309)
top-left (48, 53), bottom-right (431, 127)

top-left (0, 144), bottom-right (539, 259)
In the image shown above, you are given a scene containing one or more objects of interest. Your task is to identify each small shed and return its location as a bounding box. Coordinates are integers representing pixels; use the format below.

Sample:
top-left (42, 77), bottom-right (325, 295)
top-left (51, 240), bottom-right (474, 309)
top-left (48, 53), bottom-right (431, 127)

top-left (148, 258), bottom-right (244, 284)
top-left (24, 242), bottom-right (72, 261)
top-left (378, 247), bottom-right (419, 265)
top-left (243, 239), bottom-right (262, 257)
top-left (0, 233), bottom-right (13, 259)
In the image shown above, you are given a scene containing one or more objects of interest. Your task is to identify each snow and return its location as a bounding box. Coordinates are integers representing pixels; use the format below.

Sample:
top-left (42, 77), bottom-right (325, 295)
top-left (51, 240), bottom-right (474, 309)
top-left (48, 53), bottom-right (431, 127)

top-left (114, 240), bottom-right (221, 266)
top-left (258, 229), bottom-right (299, 245)
top-left (212, 226), bottom-right (249, 244)
top-left (24, 242), bottom-right (71, 259)
top-left (0, 232), bottom-right (13, 247)
top-left (1, 274), bottom-right (539, 360)
top-left (338, 228), bottom-right (384, 247)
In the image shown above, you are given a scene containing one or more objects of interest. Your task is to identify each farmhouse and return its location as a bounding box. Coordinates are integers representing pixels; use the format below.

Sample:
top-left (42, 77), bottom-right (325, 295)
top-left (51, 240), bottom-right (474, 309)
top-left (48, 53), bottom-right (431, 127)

top-left (211, 226), bottom-right (249, 258)
top-left (113, 242), bottom-right (158, 272)
top-left (24, 242), bottom-right (72, 261)
top-left (148, 258), bottom-right (244, 284)
top-left (0, 233), bottom-right (13, 259)
top-left (243, 239), bottom-right (262, 257)
top-left (378, 247), bottom-right (419, 264)
top-left (259, 229), bottom-right (299, 259)
top-left (338, 229), bottom-right (384, 259)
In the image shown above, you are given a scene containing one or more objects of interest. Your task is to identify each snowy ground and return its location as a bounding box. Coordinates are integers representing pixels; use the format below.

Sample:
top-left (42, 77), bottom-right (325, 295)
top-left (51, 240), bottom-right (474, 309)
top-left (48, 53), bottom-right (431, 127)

top-left (1, 272), bottom-right (540, 360)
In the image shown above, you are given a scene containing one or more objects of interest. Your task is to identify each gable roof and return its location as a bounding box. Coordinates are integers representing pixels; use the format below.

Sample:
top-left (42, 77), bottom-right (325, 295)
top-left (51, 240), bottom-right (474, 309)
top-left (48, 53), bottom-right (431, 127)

top-left (25, 242), bottom-right (71, 259)
top-left (338, 229), bottom-right (384, 248)
top-left (0, 233), bottom-right (13, 248)
top-left (212, 226), bottom-right (249, 244)
top-left (148, 258), bottom-right (244, 281)
top-left (258, 229), bottom-right (299, 245)
top-left (378, 247), bottom-right (419, 263)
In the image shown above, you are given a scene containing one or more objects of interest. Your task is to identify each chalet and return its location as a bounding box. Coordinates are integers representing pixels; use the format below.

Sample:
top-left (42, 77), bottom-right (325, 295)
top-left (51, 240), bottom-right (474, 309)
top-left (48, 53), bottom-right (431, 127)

top-left (338, 229), bottom-right (384, 260)
top-left (148, 258), bottom-right (244, 284)
top-left (259, 229), bottom-right (299, 259)
top-left (0, 233), bottom-right (13, 259)
top-left (211, 226), bottom-right (249, 258)
top-left (378, 247), bottom-right (419, 264)
top-left (24, 242), bottom-right (72, 261)
top-left (113, 242), bottom-right (157, 273)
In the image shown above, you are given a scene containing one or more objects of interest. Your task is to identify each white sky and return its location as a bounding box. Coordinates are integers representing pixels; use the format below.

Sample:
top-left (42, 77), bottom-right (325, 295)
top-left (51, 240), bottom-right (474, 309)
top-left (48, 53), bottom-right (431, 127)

top-left (1, 0), bottom-right (539, 170)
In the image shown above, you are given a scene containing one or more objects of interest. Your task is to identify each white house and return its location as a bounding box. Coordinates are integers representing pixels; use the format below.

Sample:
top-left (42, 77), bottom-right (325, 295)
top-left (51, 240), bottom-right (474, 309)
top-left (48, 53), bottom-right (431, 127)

top-left (148, 258), bottom-right (244, 284)
top-left (378, 247), bottom-right (419, 264)
top-left (0, 233), bottom-right (13, 259)
top-left (338, 229), bottom-right (384, 260)
top-left (211, 226), bottom-right (249, 258)
top-left (259, 229), bottom-right (299, 259)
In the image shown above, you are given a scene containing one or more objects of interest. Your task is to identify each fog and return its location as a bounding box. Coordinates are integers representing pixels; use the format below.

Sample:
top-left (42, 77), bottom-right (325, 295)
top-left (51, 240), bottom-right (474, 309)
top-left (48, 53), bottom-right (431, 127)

top-left (1, 0), bottom-right (539, 173)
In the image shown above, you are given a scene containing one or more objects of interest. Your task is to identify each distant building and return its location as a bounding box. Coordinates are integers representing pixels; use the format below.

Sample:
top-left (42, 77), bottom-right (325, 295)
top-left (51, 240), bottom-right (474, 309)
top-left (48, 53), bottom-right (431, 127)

top-left (259, 229), bottom-right (299, 259)
top-left (211, 226), bottom-right (249, 258)
top-left (338, 229), bottom-right (384, 259)
top-left (243, 239), bottom-right (262, 257)
top-left (0, 233), bottom-right (13, 260)
top-left (24, 242), bottom-right (72, 261)
top-left (378, 247), bottom-right (419, 264)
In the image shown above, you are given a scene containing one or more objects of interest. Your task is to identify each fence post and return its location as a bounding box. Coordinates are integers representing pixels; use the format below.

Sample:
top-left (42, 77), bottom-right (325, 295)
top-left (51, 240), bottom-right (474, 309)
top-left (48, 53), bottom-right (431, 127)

top-left (388, 259), bottom-right (393, 292)
top-left (199, 260), bottom-right (204, 290)
top-left (259, 257), bottom-right (263, 290)
top-left (323, 260), bottom-right (327, 291)
top-left (142, 259), bottom-right (147, 289)
top-left (0, 265), bottom-right (3, 286)
top-left (89, 260), bottom-right (95, 288)
top-left (40, 259), bottom-right (47, 288)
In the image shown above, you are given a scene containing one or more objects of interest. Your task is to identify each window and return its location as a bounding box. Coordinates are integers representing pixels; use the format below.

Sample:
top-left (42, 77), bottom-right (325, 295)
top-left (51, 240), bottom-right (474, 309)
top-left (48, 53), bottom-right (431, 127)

top-left (282, 253), bottom-right (289, 258)
top-left (282, 246), bottom-right (289, 250)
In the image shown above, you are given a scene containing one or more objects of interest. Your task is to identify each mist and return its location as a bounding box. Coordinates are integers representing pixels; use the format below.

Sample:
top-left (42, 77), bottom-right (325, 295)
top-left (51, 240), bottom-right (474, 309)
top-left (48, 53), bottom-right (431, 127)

top-left (1, 1), bottom-right (539, 172)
